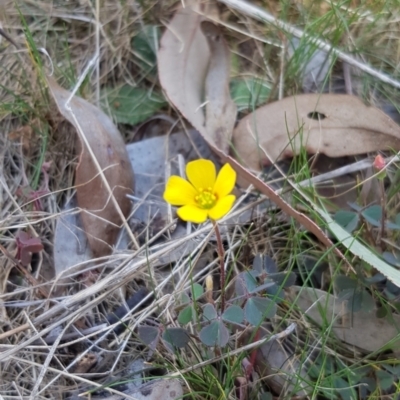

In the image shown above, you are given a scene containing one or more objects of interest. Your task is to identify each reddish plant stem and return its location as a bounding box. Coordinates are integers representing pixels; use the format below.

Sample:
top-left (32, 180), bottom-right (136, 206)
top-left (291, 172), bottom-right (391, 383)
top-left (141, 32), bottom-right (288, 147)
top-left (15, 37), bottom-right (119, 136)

top-left (213, 220), bottom-right (226, 313)
top-left (246, 328), bottom-right (261, 378)
top-left (379, 179), bottom-right (386, 251)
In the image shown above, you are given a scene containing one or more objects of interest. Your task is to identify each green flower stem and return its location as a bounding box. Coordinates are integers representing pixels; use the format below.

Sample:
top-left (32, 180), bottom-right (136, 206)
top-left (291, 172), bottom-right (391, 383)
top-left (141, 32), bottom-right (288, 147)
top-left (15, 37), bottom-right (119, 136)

top-left (212, 220), bottom-right (226, 313)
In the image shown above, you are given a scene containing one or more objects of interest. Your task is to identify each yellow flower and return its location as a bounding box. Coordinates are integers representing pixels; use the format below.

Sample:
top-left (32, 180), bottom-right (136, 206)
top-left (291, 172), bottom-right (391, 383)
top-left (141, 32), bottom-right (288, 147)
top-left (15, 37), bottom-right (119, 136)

top-left (163, 159), bottom-right (236, 223)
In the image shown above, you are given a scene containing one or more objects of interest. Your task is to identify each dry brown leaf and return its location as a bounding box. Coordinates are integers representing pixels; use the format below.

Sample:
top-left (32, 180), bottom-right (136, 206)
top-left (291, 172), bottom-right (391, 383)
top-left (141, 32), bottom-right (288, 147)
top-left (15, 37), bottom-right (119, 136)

top-left (158, 0), bottom-right (208, 136)
top-left (47, 77), bottom-right (134, 258)
top-left (201, 21), bottom-right (237, 152)
top-left (158, 1), bottom-right (236, 152)
top-left (72, 353), bottom-right (98, 374)
top-left (254, 329), bottom-right (310, 397)
top-left (290, 286), bottom-right (400, 355)
top-left (233, 94), bottom-right (400, 170)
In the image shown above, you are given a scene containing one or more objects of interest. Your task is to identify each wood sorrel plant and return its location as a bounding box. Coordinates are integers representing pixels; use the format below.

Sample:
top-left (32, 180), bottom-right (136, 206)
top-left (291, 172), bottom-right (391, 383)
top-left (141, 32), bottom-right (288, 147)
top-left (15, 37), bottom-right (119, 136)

top-left (163, 159), bottom-right (236, 312)
top-left (161, 160), bottom-right (296, 348)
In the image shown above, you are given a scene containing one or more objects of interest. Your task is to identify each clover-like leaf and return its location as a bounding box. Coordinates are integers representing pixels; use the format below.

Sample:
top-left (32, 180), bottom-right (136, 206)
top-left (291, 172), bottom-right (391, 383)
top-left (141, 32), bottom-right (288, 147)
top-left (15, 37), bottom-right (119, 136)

top-left (382, 363), bottom-right (400, 375)
top-left (363, 273), bottom-right (386, 284)
top-left (252, 254), bottom-right (278, 275)
top-left (180, 292), bottom-right (190, 305)
top-left (249, 280), bottom-right (276, 294)
top-left (162, 327), bottom-right (190, 349)
top-left (348, 202), bottom-right (362, 212)
top-left (222, 305), bottom-right (244, 324)
top-left (268, 271), bottom-right (297, 288)
top-left (244, 297), bottom-right (277, 326)
top-left (192, 283), bottom-right (204, 300)
top-left (334, 275), bottom-right (358, 291)
top-left (337, 287), bottom-right (375, 313)
top-left (235, 271), bottom-right (258, 296)
top-left (203, 303), bottom-right (217, 321)
top-left (362, 205), bottom-right (382, 227)
top-left (264, 284), bottom-right (285, 303)
top-left (383, 251), bottom-right (400, 267)
top-left (334, 275), bottom-right (375, 313)
top-left (252, 254), bottom-right (274, 274)
top-left (259, 393), bottom-right (273, 400)
top-left (138, 326), bottom-right (159, 346)
top-left (199, 320), bottom-right (229, 347)
top-left (384, 280), bottom-right (400, 298)
top-left (178, 305), bottom-right (193, 325)
top-left (334, 210), bottom-right (359, 233)
top-left (359, 377), bottom-right (376, 398)
top-left (333, 377), bottom-right (357, 400)
top-left (386, 220), bottom-right (400, 230)
top-left (376, 369), bottom-right (395, 391)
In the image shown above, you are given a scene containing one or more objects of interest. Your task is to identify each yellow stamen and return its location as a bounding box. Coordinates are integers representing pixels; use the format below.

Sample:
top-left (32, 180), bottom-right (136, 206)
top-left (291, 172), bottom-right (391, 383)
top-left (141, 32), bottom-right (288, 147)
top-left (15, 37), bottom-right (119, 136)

top-left (195, 188), bottom-right (217, 209)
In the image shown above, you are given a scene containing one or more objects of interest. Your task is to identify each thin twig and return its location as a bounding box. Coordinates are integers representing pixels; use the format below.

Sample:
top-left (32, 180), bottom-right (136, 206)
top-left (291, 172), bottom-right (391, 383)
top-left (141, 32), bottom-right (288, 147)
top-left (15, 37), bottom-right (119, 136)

top-left (213, 220), bottom-right (226, 313)
top-left (0, 28), bottom-right (19, 48)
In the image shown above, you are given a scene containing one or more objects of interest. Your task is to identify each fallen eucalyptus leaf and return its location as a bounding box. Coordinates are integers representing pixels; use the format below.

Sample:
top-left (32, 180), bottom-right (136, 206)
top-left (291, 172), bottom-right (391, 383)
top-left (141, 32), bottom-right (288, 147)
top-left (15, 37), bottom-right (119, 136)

top-left (158, 0), bottom-right (209, 137)
top-left (201, 20), bottom-right (237, 152)
top-left (47, 77), bottom-right (134, 258)
top-left (158, 1), bottom-right (236, 153)
top-left (124, 359), bottom-right (183, 400)
top-left (254, 328), bottom-right (311, 397)
top-left (125, 378), bottom-right (183, 400)
top-left (290, 286), bottom-right (400, 355)
top-left (233, 94), bottom-right (400, 171)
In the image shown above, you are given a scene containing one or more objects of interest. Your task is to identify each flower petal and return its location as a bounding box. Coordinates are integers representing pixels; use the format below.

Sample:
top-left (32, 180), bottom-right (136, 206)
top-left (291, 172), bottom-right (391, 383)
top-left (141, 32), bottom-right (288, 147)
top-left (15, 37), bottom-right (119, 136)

top-left (213, 163), bottom-right (236, 199)
top-left (208, 195), bottom-right (236, 220)
top-left (177, 205), bottom-right (208, 223)
top-left (163, 176), bottom-right (197, 206)
top-left (186, 159), bottom-right (216, 191)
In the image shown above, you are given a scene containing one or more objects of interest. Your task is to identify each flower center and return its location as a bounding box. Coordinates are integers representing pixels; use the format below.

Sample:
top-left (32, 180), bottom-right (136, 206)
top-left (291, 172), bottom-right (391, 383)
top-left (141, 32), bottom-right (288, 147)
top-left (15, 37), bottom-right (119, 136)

top-left (195, 187), bottom-right (217, 209)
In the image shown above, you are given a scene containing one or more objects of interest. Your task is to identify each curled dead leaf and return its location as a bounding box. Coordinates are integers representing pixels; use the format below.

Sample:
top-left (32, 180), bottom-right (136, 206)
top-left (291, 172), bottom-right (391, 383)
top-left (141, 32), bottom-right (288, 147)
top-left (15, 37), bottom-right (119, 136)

top-left (201, 21), bottom-right (237, 152)
top-left (158, 1), bottom-right (208, 136)
top-left (233, 94), bottom-right (400, 170)
top-left (158, 1), bottom-right (236, 153)
top-left (47, 77), bottom-right (134, 258)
